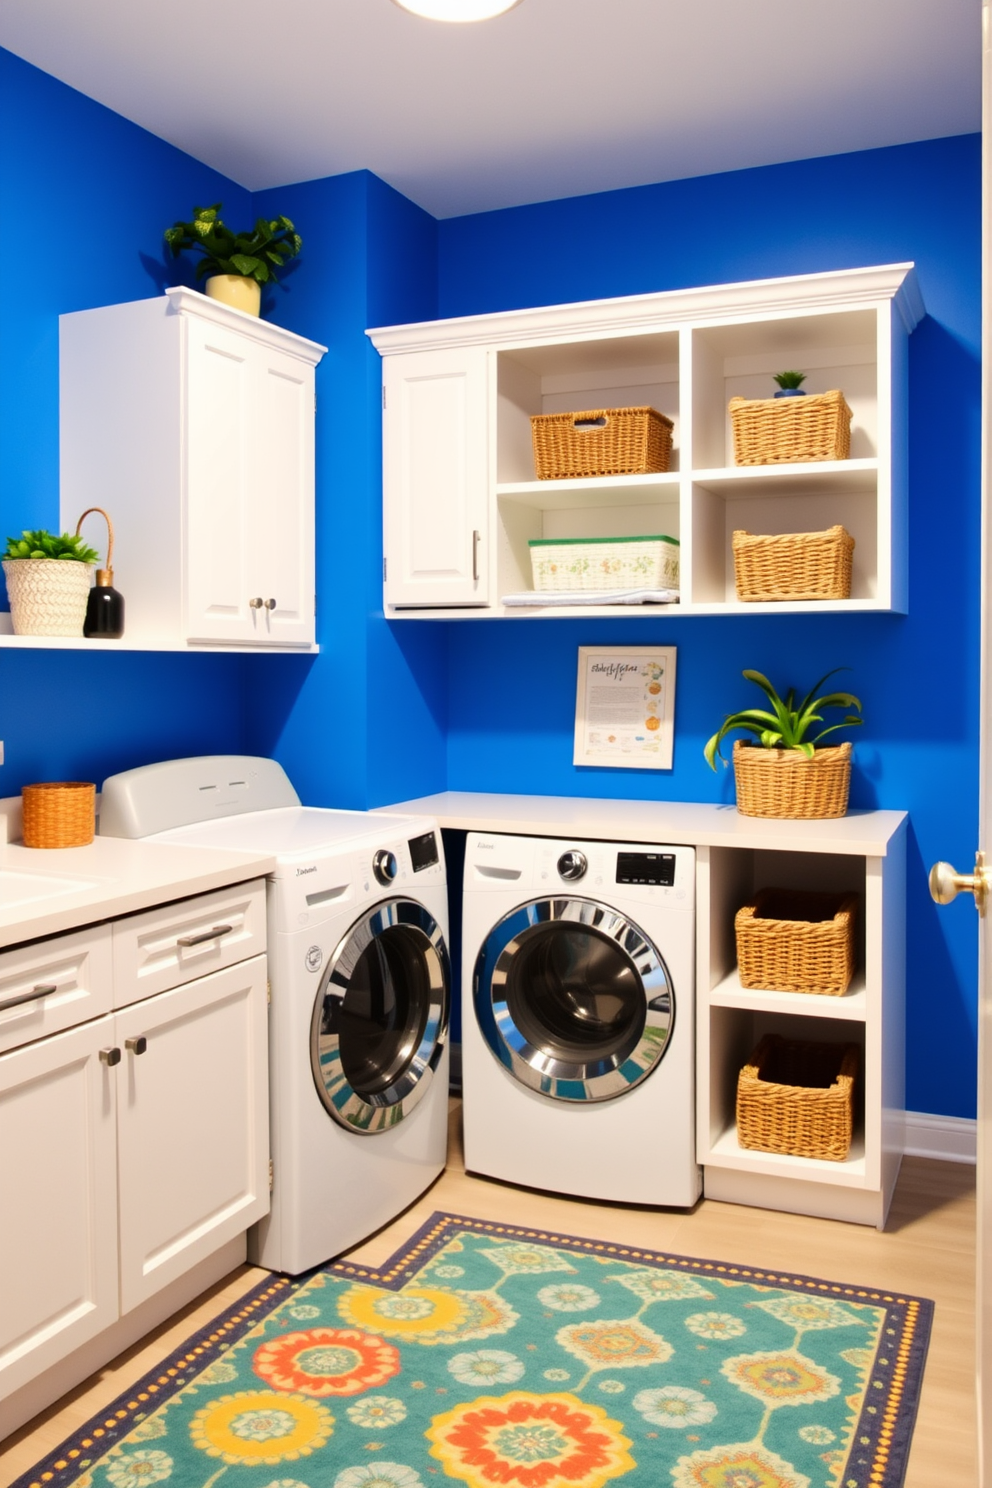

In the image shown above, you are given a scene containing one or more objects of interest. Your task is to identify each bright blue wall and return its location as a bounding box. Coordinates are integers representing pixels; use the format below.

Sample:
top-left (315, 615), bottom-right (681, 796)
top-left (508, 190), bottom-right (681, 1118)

top-left (435, 136), bottom-right (982, 1119)
top-left (0, 48), bottom-right (255, 788)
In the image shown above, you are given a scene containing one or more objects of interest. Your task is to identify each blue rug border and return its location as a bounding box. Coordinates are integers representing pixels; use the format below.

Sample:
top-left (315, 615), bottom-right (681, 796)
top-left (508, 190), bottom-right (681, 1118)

top-left (7, 1209), bottom-right (934, 1488)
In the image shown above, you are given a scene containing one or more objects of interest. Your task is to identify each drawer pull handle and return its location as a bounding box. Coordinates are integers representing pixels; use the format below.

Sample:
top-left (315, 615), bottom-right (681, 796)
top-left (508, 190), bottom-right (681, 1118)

top-left (125, 1036), bottom-right (147, 1056)
top-left (472, 529), bottom-right (481, 582)
top-left (99, 1046), bottom-right (121, 1067)
top-left (177, 923), bottom-right (234, 948)
top-left (0, 983), bottom-right (58, 1012)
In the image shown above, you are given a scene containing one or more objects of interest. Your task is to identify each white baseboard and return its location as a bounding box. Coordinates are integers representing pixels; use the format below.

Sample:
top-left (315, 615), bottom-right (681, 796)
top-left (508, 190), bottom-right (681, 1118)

top-left (904, 1110), bottom-right (976, 1164)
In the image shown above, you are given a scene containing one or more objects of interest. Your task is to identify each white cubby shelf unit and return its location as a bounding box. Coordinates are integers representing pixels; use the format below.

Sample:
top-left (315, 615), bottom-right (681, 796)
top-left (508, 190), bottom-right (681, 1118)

top-left (374, 791), bottom-right (906, 1229)
top-left (369, 263), bottom-right (922, 619)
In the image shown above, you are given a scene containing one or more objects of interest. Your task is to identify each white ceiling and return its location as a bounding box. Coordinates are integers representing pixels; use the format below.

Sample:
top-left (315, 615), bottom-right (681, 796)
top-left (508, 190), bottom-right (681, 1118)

top-left (0, 0), bottom-right (980, 218)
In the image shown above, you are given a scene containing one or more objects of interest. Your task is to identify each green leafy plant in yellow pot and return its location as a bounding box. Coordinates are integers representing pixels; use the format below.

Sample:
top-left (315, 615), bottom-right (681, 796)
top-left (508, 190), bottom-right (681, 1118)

top-left (164, 203), bottom-right (303, 317)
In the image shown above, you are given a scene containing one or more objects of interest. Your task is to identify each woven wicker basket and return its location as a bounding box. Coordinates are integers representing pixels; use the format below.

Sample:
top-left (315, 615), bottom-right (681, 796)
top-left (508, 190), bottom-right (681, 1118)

top-left (732, 740), bottom-right (852, 819)
top-left (735, 888), bottom-right (858, 996)
top-left (729, 389), bottom-right (852, 465)
top-left (531, 406), bottom-right (673, 480)
top-left (732, 525), bottom-right (854, 602)
top-left (22, 782), bottom-right (96, 848)
top-left (736, 1034), bottom-right (859, 1161)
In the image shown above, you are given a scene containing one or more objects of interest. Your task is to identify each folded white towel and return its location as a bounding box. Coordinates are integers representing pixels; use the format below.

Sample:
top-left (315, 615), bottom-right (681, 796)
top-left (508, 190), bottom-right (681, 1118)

top-left (500, 588), bottom-right (680, 608)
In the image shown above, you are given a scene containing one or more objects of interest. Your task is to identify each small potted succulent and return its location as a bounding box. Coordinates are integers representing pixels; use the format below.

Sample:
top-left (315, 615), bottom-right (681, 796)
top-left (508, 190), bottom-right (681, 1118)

top-left (704, 668), bottom-right (862, 819)
top-left (164, 203), bottom-right (303, 318)
top-left (3, 529), bottom-right (99, 637)
top-left (773, 370), bottom-right (806, 398)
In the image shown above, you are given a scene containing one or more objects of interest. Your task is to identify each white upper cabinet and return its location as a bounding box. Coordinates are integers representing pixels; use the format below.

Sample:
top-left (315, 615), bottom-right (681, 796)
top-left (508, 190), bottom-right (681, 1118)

top-left (60, 288), bottom-right (325, 651)
top-left (368, 264), bottom-right (923, 619)
top-left (383, 346), bottom-right (490, 606)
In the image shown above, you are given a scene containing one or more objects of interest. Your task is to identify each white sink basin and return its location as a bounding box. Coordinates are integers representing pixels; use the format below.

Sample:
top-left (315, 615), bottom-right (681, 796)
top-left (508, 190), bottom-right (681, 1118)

top-left (0, 869), bottom-right (97, 907)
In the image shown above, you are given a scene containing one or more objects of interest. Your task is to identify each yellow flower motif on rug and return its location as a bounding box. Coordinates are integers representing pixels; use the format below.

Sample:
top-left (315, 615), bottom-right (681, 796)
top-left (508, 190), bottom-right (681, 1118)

top-left (556, 1318), bottom-right (674, 1372)
top-left (671, 1441), bottom-right (811, 1488)
top-left (427, 1390), bottom-right (634, 1488)
top-left (338, 1286), bottom-right (517, 1345)
top-left (721, 1350), bottom-right (841, 1407)
top-left (189, 1390), bottom-right (333, 1464)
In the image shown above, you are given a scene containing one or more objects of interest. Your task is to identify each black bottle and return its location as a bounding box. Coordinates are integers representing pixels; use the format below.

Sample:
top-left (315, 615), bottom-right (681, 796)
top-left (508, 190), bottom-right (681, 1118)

top-left (84, 567), bottom-right (125, 638)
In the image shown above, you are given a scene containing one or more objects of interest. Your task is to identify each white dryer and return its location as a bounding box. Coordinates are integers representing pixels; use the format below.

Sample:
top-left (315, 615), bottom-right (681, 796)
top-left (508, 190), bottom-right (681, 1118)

top-left (100, 756), bottom-right (450, 1275)
top-left (462, 832), bottom-right (699, 1208)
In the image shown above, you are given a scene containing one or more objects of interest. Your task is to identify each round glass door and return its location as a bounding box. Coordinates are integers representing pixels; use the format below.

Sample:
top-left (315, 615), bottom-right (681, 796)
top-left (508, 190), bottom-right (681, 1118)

top-left (473, 897), bottom-right (674, 1102)
top-left (311, 898), bottom-right (450, 1133)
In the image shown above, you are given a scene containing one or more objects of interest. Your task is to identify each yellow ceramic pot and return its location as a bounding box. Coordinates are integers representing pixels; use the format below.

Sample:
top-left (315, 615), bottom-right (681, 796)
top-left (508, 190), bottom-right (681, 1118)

top-left (205, 274), bottom-right (262, 317)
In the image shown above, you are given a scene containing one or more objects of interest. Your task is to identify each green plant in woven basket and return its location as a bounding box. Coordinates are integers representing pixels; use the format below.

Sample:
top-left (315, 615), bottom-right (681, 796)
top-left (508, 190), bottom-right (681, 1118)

top-left (773, 370), bottom-right (806, 391)
top-left (164, 203), bottom-right (302, 285)
top-left (3, 529), bottom-right (99, 563)
top-left (704, 668), bottom-right (862, 770)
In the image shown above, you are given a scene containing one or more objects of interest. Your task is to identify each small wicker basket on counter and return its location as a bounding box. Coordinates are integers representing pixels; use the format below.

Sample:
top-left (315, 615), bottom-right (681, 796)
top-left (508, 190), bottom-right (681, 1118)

top-left (530, 406), bottom-right (673, 480)
top-left (729, 389), bottom-right (852, 466)
top-left (732, 739), bottom-right (852, 820)
top-left (735, 888), bottom-right (858, 996)
top-left (22, 781), bottom-right (96, 848)
top-left (732, 525), bottom-right (854, 603)
top-left (736, 1034), bottom-right (859, 1161)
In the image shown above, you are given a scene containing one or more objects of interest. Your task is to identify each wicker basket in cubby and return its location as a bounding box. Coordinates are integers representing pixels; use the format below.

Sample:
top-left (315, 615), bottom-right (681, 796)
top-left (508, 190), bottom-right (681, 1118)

top-left (729, 389), bottom-right (852, 466)
top-left (736, 1034), bottom-right (859, 1161)
top-left (735, 888), bottom-right (858, 996)
top-left (732, 525), bottom-right (854, 603)
top-left (530, 406), bottom-right (673, 480)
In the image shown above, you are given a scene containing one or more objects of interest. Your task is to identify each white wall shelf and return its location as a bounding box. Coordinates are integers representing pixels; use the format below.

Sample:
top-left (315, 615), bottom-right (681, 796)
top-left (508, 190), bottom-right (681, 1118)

top-left (708, 967), bottom-right (868, 1021)
top-left (369, 263), bottom-right (922, 620)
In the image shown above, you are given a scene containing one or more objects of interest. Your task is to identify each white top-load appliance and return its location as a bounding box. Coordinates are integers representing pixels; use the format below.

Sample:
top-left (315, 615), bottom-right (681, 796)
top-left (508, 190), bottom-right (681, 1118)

top-left (99, 756), bottom-right (450, 1274)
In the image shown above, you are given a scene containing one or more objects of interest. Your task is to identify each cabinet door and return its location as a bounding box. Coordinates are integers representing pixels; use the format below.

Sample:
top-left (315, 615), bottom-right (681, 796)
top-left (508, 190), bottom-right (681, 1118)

top-left (246, 343), bottom-right (315, 646)
top-left (184, 314), bottom-right (257, 643)
top-left (116, 956), bottom-right (269, 1313)
top-left (0, 1017), bottom-right (119, 1400)
top-left (383, 346), bottom-right (490, 607)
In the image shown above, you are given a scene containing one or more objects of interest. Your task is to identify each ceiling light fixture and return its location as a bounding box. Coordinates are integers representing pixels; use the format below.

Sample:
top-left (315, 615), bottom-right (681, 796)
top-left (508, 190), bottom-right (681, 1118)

top-left (391, 0), bottom-right (522, 21)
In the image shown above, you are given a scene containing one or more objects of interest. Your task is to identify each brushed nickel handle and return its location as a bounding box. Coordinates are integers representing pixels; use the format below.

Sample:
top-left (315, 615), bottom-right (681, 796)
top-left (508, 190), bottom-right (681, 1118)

top-left (472, 529), bottom-right (480, 582)
top-left (125, 1036), bottom-right (147, 1056)
top-left (0, 983), bottom-right (57, 1012)
top-left (264, 597), bottom-right (277, 610)
top-left (249, 596), bottom-right (263, 609)
top-left (929, 852), bottom-right (991, 916)
top-left (99, 1046), bottom-right (121, 1067)
top-left (177, 923), bottom-right (234, 948)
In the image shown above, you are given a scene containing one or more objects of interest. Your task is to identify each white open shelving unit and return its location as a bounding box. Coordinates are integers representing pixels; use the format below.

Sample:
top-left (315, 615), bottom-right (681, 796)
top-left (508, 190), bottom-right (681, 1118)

top-left (377, 791), bottom-right (906, 1228)
top-left (369, 263), bottom-right (922, 618)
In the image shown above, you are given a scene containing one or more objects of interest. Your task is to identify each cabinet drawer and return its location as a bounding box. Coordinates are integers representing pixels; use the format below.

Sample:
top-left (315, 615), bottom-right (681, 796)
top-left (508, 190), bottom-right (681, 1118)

top-left (0, 925), bottom-right (113, 1056)
top-left (113, 879), bottom-right (267, 1008)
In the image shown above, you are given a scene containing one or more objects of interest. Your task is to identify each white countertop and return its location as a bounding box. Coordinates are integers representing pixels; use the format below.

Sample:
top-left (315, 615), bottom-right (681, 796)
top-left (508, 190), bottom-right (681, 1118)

top-left (0, 835), bottom-right (276, 949)
top-left (376, 791), bottom-right (907, 857)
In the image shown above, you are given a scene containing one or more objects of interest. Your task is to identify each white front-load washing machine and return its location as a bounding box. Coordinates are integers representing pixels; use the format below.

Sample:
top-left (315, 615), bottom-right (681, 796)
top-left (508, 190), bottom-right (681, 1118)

top-left (462, 831), bottom-right (699, 1207)
top-left (100, 756), bottom-right (451, 1275)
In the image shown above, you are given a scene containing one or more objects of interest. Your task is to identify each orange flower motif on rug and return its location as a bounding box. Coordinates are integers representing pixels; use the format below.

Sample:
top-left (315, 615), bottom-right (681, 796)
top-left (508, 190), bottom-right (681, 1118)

top-left (427, 1390), bottom-right (634, 1488)
top-left (252, 1328), bottom-right (400, 1397)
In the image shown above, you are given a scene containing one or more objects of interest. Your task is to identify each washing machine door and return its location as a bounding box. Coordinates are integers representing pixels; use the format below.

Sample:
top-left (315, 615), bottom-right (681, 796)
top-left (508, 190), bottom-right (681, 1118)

top-left (474, 896), bottom-right (674, 1103)
top-left (311, 898), bottom-right (450, 1134)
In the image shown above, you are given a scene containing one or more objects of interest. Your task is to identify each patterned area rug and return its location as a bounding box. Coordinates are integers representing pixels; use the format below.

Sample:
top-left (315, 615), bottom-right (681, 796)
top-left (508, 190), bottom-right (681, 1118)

top-left (13, 1213), bottom-right (932, 1488)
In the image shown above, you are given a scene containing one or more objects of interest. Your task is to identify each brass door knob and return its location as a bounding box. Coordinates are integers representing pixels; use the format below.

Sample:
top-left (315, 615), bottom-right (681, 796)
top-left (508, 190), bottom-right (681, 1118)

top-left (929, 851), bottom-right (991, 915)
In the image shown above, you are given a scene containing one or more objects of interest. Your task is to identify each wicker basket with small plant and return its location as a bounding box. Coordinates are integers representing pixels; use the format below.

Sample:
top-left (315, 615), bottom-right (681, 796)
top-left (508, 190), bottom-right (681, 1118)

top-left (2, 529), bottom-right (99, 637)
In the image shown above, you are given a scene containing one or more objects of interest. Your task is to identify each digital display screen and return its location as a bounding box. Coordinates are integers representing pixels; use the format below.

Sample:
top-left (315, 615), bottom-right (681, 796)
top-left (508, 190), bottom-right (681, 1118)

top-left (616, 851), bottom-right (675, 887)
top-left (409, 831), bottom-right (439, 872)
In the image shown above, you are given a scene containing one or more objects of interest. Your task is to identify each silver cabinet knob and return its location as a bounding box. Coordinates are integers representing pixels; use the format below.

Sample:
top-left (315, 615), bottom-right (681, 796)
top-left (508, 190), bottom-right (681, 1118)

top-left (125, 1036), bottom-right (147, 1056)
top-left (929, 851), bottom-right (991, 915)
top-left (264, 598), bottom-right (277, 610)
top-left (249, 597), bottom-right (264, 609)
top-left (557, 850), bottom-right (588, 882)
top-left (99, 1046), bottom-right (121, 1066)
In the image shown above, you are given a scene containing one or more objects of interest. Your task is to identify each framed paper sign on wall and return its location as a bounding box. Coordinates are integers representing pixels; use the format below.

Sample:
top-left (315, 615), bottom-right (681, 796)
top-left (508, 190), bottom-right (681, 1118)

top-left (574, 646), bottom-right (677, 770)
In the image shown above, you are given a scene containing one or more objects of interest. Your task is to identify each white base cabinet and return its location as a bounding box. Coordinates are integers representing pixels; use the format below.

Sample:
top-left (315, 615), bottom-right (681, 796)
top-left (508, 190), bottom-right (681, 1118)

top-left (0, 879), bottom-right (269, 1414)
top-left (369, 264), bottom-right (922, 619)
top-left (59, 288), bottom-right (325, 650)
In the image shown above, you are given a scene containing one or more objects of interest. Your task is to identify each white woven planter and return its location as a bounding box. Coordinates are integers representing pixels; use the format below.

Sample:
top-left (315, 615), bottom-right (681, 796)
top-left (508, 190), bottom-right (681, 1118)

top-left (2, 559), bottom-right (93, 636)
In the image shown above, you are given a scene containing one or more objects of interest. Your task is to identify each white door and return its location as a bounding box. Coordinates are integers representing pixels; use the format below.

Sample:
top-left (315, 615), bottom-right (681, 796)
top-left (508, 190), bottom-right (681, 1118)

top-left (0, 1016), bottom-right (119, 1400)
top-left (247, 343), bottom-right (315, 646)
top-left (116, 957), bottom-right (269, 1313)
top-left (383, 346), bottom-right (490, 607)
top-left (184, 314), bottom-right (256, 643)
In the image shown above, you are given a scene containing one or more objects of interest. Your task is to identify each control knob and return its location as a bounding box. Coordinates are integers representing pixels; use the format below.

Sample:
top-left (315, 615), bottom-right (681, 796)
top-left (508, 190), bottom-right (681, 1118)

top-left (373, 849), bottom-right (398, 886)
top-left (557, 850), bottom-right (588, 882)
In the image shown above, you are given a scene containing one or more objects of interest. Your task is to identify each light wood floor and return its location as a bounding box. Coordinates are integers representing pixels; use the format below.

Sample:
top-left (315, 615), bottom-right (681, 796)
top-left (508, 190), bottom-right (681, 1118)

top-left (0, 1102), bottom-right (977, 1488)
